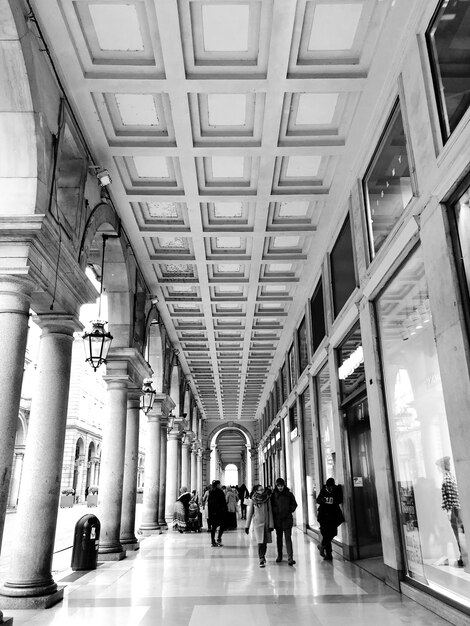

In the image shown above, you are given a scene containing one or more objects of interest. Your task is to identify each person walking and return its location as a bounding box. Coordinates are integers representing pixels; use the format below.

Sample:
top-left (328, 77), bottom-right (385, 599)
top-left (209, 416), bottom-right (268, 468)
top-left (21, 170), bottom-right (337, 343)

top-left (202, 485), bottom-right (211, 532)
top-left (208, 479), bottom-right (228, 547)
top-left (237, 483), bottom-right (249, 520)
top-left (225, 486), bottom-right (238, 530)
top-left (316, 477), bottom-right (344, 560)
top-left (245, 484), bottom-right (274, 568)
top-left (271, 477), bottom-right (297, 566)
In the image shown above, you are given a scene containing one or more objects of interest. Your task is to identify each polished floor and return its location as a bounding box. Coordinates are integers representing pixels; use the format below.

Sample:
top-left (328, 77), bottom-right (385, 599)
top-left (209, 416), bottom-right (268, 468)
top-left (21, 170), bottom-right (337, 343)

top-left (2, 523), bottom-right (454, 626)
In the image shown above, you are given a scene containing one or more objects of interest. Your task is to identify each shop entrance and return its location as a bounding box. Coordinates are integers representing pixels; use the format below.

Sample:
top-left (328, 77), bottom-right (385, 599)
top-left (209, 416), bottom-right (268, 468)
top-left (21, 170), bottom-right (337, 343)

top-left (345, 396), bottom-right (382, 559)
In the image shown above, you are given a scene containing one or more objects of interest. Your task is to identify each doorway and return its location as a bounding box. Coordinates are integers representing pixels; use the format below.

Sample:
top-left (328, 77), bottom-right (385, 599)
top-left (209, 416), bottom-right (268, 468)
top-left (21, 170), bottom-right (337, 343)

top-left (345, 396), bottom-right (382, 559)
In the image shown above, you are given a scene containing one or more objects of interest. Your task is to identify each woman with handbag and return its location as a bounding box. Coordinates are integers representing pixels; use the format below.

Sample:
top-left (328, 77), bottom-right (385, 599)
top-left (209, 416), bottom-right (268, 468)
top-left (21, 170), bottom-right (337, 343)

top-left (237, 483), bottom-right (249, 519)
top-left (245, 484), bottom-right (274, 568)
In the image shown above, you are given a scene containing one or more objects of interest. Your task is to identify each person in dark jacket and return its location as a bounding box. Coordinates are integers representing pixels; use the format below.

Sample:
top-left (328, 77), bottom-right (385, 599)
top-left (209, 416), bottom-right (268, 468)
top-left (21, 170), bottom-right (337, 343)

top-left (271, 477), bottom-right (298, 565)
top-left (316, 477), bottom-right (344, 560)
top-left (207, 479), bottom-right (228, 547)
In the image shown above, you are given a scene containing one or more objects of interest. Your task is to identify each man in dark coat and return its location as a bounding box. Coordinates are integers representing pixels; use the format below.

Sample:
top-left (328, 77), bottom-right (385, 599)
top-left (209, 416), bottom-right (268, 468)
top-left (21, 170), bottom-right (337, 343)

top-left (316, 477), bottom-right (344, 560)
top-left (207, 479), bottom-right (228, 547)
top-left (271, 477), bottom-right (298, 565)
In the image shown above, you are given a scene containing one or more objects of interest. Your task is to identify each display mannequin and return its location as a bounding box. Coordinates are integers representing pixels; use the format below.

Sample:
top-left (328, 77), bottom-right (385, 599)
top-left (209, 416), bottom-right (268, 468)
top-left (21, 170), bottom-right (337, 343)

top-left (436, 456), bottom-right (465, 567)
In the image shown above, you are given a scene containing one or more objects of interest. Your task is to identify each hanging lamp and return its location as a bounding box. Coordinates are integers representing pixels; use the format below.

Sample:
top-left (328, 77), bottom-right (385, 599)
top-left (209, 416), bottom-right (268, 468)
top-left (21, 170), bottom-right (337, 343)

top-left (83, 234), bottom-right (113, 370)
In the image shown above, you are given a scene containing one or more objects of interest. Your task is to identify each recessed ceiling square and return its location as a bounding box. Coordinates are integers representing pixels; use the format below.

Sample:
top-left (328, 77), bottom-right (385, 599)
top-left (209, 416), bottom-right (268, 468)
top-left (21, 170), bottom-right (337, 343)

top-left (273, 236), bottom-right (300, 248)
top-left (202, 5), bottom-right (250, 52)
top-left (211, 156), bottom-right (245, 178)
top-left (278, 201), bottom-right (309, 218)
top-left (208, 94), bottom-right (247, 126)
top-left (218, 263), bottom-right (242, 272)
top-left (158, 236), bottom-right (186, 248)
top-left (216, 237), bottom-right (241, 249)
top-left (148, 202), bottom-right (179, 218)
top-left (90, 4), bottom-right (144, 51)
top-left (115, 94), bottom-right (159, 126)
top-left (134, 156), bottom-right (169, 178)
top-left (286, 156), bottom-right (321, 178)
top-left (308, 4), bottom-right (363, 51)
top-left (268, 263), bottom-right (292, 272)
top-left (213, 202), bottom-right (243, 218)
top-left (296, 93), bottom-right (339, 125)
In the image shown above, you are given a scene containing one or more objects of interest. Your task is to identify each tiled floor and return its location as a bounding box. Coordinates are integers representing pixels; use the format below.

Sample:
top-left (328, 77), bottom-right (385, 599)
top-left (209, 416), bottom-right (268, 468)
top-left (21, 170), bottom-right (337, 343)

top-left (2, 527), bottom-right (453, 625)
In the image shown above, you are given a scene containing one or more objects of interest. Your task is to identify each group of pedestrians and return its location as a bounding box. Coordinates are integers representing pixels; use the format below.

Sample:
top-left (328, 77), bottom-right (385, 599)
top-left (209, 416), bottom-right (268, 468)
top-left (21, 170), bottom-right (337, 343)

top-left (174, 476), bottom-right (345, 568)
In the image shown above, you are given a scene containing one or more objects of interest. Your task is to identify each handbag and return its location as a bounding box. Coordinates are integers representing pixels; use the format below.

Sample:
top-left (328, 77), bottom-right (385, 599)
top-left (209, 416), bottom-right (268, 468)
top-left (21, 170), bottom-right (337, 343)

top-left (243, 497), bottom-right (252, 506)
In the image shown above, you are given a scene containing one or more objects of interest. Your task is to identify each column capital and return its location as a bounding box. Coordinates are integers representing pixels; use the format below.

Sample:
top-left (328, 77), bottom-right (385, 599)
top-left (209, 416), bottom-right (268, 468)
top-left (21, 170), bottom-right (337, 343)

top-left (106, 348), bottom-right (151, 388)
top-left (32, 313), bottom-right (82, 335)
top-left (152, 393), bottom-right (175, 418)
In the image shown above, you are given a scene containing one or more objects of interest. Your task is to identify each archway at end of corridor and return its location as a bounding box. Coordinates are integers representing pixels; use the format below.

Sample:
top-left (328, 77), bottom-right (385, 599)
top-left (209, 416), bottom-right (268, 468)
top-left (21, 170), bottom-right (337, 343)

top-left (224, 463), bottom-right (238, 487)
top-left (207, 424), bottom-right (255, 489)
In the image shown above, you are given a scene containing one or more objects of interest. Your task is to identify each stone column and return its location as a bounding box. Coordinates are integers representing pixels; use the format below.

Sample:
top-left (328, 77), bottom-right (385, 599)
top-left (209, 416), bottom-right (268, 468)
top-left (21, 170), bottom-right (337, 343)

top-left (158, 418), bottom-right (168, 528)
top-left (0, 278), bottom-right (32, 556)
top-left (181, 441), bottom-right (190, 489)
top-left (197, 449), bottom-right (204, 497)
top-left (7, 452), bottom-right (24, 508)
top-left (0, 314), bottom-right (79, 609)
top-left (190, 448), bottom-right (197, 493)
top-left (120, 390), bottom-right (140, 550)
top-left (165, 429), bottom-right (181, 526)
top-left (98, 373), bottom-right (128, 560)
top-left (139, 408), bottom-right (161, 535)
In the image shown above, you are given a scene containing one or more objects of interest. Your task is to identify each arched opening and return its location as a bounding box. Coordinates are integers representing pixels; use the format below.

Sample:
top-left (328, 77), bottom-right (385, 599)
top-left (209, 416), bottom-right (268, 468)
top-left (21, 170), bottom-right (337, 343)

top-left (73, 437), bottom-right (84, 495)
top-left (208, 426), bottom-right (254, 487)
top-left (86, 442), bottom-right (95, 493)
top-left (224, 463), bottom-right (238, 486)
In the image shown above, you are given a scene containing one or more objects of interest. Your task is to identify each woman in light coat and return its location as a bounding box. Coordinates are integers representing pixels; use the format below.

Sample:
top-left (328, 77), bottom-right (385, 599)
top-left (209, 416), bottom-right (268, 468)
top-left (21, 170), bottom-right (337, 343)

top-left (245, 484), bottom-right (274, 568)
top-left (225, 486), bottom-right (238, 530)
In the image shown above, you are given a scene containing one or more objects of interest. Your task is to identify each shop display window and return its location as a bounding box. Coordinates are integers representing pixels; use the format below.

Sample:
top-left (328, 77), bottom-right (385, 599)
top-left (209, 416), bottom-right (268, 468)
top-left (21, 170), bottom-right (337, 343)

top-left (427, 0), bottom-right (470, 142)
top-left (363, 101), bottom-right (413, 257)
top-left (330, 215), bottom-right (357, 318)
top-left (289, 402), bottom-right (298, 437)
top-left (311, 279), bottom-right (326, 353)
top-left (288, 343), bottom-right (297, 391)
top-left (376, 247), bottom-right (469, 605)
top-left (300, 385), bottom-right (318, 528)
top-left (281, 362), bottom-right (288, 401)
top-left (316, 363), bottom-right (335, 483)
top-left (297, 316), bottom-right (309, 374)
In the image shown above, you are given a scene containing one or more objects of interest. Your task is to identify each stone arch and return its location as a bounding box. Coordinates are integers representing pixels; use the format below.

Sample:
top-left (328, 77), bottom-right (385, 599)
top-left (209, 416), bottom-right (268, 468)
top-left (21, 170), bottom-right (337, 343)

top-left (15, 413), bottom-right (28, 446)
top-left (207, 424), bottom-right (255, 486)
top-left (0, 2), bottom-right (42, 220)
top-left (80, 207), bottom-right (136, 348)
top-left (207, 423), bottom-right (255, 449)
top-left (72, 437), bottom-right (85, 494)
top-left (144, 313), bottom-right (164, 394)
top-left (170, 363), bottom-right (180, 415)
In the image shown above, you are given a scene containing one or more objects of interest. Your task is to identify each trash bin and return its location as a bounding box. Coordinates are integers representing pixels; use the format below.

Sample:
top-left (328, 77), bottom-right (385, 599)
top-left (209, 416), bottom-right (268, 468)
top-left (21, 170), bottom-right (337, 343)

top-left (71, 514), bottom-right (101, 571)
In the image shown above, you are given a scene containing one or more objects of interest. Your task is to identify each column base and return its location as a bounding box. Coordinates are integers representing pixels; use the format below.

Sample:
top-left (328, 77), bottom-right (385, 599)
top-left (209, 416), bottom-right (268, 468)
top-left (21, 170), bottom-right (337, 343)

top-left (139, 528), bottom-right (163, 537)
top-left (98, 551), bottom-right (126, 562)
top-left (0, 587), bottom-right (64, 609)
top-left (1, 617), bottom-right (13, 625)
top-left (121, 541), bottom-right (140, 551)
top-left (165, 516), bottom-right (174, 528)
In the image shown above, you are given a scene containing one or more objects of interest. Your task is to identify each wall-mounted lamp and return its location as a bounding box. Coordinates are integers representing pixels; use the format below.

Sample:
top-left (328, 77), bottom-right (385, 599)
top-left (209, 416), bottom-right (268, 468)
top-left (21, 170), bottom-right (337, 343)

top-left (97, 169), bottom-right (112, 187)
top-left (89, 165), bottom-right (112, 188)
top-left (140, 377), bottom-right (156, 415)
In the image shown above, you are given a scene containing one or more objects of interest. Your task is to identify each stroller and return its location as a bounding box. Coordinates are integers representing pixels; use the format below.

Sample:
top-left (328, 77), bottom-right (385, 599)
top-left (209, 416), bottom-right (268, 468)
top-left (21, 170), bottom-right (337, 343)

top-left (187, 498), bottom-right (202, 533)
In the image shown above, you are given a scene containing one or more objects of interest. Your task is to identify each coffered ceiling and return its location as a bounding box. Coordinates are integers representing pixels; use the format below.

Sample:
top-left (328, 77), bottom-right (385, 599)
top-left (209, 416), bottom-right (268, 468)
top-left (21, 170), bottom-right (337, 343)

top-left (31, 0), bottom-right (396, 421)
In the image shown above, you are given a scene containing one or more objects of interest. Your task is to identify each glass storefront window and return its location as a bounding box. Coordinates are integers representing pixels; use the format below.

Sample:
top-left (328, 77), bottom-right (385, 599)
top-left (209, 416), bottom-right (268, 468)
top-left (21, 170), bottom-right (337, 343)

top-left (288, 344), bottom-right (297, 391)
top-left (363, 102), bottom-right (414, 257)
top-left (316, 363), bottom-right (336, 482)
top-left (289, 402), bottom-right (298, 437)
top-left (298, 316), bottom-right (309, 374)
top-left (311, 279), bottom-right (326, 353)
top-left (330, 215), bottom-right (357, 318)
top-left (301, 385), bottom-right (318, 528)
top-left (427, 0), bottom-right (470, 142)
top-left (337, 322), bottom-right (365, 402)
top-left (376, 247), bottom-right (469, 605)
top-left (281, 362), bottom-right (287, 401)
